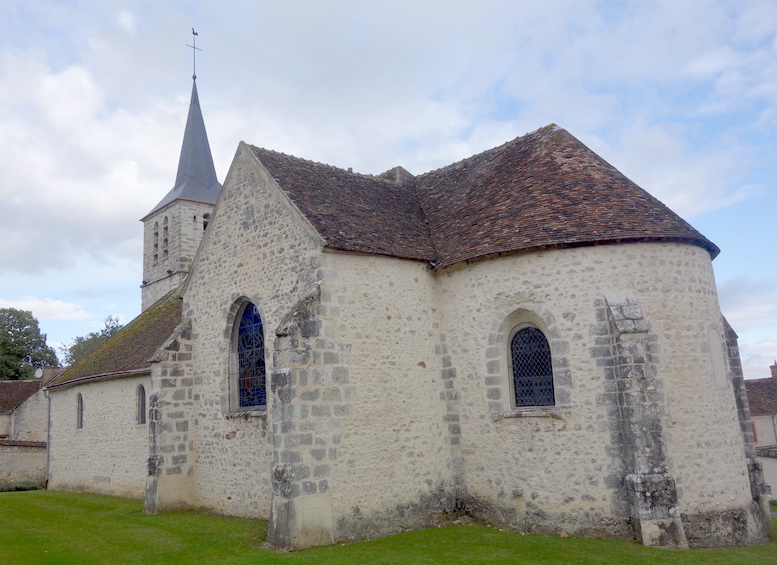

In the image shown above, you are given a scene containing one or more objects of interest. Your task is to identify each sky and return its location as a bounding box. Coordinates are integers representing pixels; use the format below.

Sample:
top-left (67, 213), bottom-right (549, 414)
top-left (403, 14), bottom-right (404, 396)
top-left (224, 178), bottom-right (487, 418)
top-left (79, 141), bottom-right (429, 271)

top-left (0, 1), bottom-right (775, 379)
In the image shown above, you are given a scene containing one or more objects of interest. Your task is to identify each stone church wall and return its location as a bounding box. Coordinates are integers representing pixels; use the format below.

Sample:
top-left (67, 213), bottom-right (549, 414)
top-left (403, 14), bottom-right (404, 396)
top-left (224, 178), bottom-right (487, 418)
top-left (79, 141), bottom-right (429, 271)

top-left (179, 145), bottom-right (454, 544)
top-left (436, 242), bottom-right (759, 546)
top-left (143, 140), bottom-right (763, 548)
top-left (144, 322), bottom-right (200, 514)
top-left (179, 143), bottom-right (325, 519)
top-left (48, 376), bottom-right (151, 499)
top-left (312, 252), bottom-right (452, 541)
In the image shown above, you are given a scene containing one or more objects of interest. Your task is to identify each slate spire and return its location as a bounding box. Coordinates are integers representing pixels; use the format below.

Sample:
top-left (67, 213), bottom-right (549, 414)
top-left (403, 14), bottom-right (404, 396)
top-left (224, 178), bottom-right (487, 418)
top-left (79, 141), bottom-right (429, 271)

top-left (143, 77), bottom-right (221, 219)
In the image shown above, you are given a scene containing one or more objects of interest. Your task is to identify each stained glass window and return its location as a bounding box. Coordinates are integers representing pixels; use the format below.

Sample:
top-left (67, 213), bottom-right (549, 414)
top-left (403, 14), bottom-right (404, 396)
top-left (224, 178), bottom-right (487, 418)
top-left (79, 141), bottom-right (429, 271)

top-left (237, 303), bottom-right (266, 408)
top-left (511, 327), bottom-right (555, 407)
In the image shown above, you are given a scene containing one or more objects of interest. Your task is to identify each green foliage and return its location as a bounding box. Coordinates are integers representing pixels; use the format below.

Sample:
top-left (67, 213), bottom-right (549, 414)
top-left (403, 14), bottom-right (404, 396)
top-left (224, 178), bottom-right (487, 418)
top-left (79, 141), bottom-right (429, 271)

top-left (0, 481), bottom-right (42, 492)
top-left (0, 308), bottom-right (58, 380)
top-left (60, 315), bottom-right (123, 368)
top-left (0, 491), bottom-right (775, 565)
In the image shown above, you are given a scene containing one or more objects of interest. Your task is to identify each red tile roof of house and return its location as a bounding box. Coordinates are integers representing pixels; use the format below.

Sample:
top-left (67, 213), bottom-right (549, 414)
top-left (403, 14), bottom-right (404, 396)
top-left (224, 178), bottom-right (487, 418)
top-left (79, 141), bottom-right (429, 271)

top-left (745, 377), bottom-right (777, 416)
top-left (0, 380), bottom-right (41, 414)
top-left (251, 125), bottom-right (718, 269)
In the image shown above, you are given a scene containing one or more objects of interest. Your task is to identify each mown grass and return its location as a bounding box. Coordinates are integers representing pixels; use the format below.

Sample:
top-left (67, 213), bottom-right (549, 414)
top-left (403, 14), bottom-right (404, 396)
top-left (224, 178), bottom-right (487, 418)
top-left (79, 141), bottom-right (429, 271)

top-left (0, 491), bottom-right (775, 565)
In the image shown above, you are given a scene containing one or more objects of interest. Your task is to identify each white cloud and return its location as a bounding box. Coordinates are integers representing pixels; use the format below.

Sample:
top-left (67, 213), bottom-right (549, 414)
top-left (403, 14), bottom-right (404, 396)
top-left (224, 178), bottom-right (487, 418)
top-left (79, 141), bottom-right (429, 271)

top-left (740, 338), bottom-right (777, 381)
top-left (584, 124), bottom-right (756, 217)
top-left (0, 51), bottom-right (180, 275)
top-left (0, 297), bottom-right (90, 321)
top-left (117, 10), bottom-right (137, 35)
top-left (718, 275), bottom-right (777, 334)
top-left (0, 0), bottom-right (775, 376)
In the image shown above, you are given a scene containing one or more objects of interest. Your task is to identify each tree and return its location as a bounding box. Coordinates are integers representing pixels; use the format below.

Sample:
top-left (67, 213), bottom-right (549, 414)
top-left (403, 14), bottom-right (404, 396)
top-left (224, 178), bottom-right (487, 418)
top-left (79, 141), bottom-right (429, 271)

top-left (60, 315), bottom-right (123, 368)
top-left (0, 308), bottom-right (59, 380)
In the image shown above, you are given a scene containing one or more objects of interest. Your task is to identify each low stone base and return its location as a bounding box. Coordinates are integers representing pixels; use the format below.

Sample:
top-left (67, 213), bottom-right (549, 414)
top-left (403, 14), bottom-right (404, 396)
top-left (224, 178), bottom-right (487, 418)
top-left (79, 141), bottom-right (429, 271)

top-left (626, 473), bottom-right (688, 549)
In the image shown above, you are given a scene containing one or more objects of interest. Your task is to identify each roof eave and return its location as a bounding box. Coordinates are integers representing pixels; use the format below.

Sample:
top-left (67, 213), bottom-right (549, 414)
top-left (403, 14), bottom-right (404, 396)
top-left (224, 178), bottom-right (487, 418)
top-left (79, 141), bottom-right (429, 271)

top-left (46, 368), bottom-right (151, 391)
top-left (140, 195), bottom-right (218, 222)
top-left (433, 236), bottom-right (719, 271)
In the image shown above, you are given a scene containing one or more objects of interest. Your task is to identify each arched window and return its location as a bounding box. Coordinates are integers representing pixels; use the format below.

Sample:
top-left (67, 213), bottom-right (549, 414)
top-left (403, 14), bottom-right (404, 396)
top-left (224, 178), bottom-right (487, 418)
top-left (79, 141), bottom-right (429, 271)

top-left (203, 213), bottom-right (211, 231)
top-left (137, 385), bottom-right (147, 424)
top-left (76, 393), bottom-right (84, 429)
top-left (236, 303), bottom-right (266, 408)
top-left (511, 327), bottom-right (555, 407)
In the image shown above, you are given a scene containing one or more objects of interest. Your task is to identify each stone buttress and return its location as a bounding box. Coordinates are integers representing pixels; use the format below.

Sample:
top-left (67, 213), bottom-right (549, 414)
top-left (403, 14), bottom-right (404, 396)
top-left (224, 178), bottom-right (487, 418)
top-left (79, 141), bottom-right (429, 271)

top-left (267, 283), bottom-right (338, 548)
top-left (603, 292), bottom-right (688, 548)
top-left (724, 319), bottom-right (771, 538)
top-left (144, 320), bottom-right (197, 513)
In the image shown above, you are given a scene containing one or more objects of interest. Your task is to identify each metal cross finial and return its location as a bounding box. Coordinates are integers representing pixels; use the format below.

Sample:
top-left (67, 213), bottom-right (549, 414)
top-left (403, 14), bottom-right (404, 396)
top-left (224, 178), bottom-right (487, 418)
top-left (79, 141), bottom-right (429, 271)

top-left (186, 28), bottom-right (202, 80)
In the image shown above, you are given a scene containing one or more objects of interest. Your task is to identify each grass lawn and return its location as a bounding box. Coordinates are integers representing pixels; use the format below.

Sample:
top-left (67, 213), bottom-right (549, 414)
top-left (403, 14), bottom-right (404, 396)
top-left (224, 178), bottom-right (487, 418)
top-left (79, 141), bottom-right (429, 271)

top-left (0, 491), bottom-right (775, 565)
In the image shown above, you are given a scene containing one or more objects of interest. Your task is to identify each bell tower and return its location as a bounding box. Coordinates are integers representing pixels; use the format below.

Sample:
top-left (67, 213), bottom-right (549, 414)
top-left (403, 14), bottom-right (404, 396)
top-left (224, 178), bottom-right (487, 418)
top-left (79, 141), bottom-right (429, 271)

top-left (140, 33), bottom-right (221, 310)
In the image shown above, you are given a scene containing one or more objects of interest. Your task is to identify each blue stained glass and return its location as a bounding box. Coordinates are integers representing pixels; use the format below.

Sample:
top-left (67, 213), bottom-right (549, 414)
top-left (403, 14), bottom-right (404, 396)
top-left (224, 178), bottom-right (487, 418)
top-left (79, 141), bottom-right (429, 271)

top-left (511, 327), bottom-right (555, 407)
top-left (238, 303), bottom-right (266, 408)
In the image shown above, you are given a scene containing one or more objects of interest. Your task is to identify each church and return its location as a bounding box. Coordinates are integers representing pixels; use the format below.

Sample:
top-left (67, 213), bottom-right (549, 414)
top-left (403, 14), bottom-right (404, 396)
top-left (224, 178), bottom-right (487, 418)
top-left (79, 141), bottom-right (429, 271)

top-left (44, 74), bottom-right (771, 550)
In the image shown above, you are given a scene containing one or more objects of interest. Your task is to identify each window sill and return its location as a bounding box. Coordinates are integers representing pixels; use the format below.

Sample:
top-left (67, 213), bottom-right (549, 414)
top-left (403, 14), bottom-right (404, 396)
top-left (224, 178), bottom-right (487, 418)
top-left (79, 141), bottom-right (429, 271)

top-left (492, 408), bottom-right (564, 421)
top-left (226, 409), bottom-right (267, 419)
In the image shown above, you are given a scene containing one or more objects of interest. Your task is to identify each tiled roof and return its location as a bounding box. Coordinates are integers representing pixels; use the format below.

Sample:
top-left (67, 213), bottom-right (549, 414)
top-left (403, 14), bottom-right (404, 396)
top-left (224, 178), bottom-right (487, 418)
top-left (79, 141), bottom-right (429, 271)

top-left (756, 446), bottom-right (777, 459)
top-left (745, 377), bottom-right (777, 415)
top-left (250, 125), bottom-right (718, 268)
top-left (250, 147), bottom-right (436, 261)
top-left (0, 380), bottom-right (41, 413)
top-left (48, 290), bottom-right (183, 388)
top-left (417, 125), bottom-right (718, 268)
top-left (0, 439), bottom-right (46, 448)
top-left (143, 79), bottom-right (221, 220)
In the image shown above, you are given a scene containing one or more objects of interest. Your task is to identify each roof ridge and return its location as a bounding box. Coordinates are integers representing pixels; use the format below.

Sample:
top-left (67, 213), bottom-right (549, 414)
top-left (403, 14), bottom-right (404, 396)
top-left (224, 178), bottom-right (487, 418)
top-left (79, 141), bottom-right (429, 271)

top-left (250, 145), bottom-right (407, 185)
top-left (416, 123), bottom-right (560, 180)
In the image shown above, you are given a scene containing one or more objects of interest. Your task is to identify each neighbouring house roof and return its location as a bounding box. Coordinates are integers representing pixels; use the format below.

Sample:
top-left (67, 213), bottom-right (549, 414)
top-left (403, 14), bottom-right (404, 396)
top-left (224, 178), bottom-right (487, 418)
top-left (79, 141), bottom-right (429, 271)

top-left (744, 377), bottom-right (777, 416)
top-left (250, 125), bottom-right (718, 269)
top-left (0, 381), bottom-right (41, 414)
top-left (47, 290), bottom-right (183, 389)
top-left (0, 439), bottom-right (46, 448)
top-left (756, 445), bottom-right (777, 459)
top-left (142, 78), bottom-right (222, 220)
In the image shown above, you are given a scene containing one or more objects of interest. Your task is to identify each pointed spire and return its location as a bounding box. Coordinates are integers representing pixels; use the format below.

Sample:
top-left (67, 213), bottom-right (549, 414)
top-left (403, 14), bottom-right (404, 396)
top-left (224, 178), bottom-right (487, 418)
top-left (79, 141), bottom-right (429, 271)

top-left (174, 79), bottom-right (219, 190)
top-left (143, 77), bottom-right (222, 219)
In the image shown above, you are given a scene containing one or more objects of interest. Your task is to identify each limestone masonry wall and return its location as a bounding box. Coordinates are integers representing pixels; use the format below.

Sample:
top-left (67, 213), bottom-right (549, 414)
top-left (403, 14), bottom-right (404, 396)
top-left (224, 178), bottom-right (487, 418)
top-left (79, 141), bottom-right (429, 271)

top-left (12, 389), bottom-right (47, 442)
top-left (48, 376), bottom-right (150, 499)
top-left (140, 141), bottom-right (764, 548)
top-left (181, 143), bottom-right (324, 520)
top-left (436, 242), bottom-right (758, 546)
top-left (145, 322), bottom-right (197, 513)
top-left (317, 252), bottom-right (451, 541)
top-left (0, 442), bottom-right (45, 484)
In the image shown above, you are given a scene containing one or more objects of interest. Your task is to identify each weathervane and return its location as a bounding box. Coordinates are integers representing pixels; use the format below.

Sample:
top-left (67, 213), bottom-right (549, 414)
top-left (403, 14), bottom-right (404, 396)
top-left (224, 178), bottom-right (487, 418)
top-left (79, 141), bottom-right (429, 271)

top-left (186, 28), bottom-right (202, 80)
